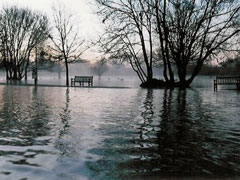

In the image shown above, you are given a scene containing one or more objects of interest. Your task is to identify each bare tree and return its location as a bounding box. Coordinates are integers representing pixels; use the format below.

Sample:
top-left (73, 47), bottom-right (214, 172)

top-left (0, 6), bottom-right (50, 80)
top-left (95, 0), bottom-right (240, 87)
top-left (49, 4), bottom-right (85, 86)
top-left (95, 0), bottom-right (157, 83)
top-left (90, 58), bottom-right (109, 79)
top-left (155, 0), bottom-right (240, 87)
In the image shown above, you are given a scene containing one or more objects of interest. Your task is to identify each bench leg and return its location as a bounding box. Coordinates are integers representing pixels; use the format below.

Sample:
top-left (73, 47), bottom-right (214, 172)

top-left (214, 80), bottom-right (217, 91)
top-left (89, 81), bottom-right (93, 87)
top-left (71, 79), bottom-right (74, 87)
top-left (79, 82), bottom-right (84, 87)
top-left (237, 84), bottom-right (240, 90)
top-left (214, 84), bottom-right (217, 91)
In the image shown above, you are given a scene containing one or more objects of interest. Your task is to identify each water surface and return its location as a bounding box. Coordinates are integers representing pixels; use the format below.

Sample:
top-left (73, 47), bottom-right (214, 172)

top-left (0, 85), bottom-right (239, 179)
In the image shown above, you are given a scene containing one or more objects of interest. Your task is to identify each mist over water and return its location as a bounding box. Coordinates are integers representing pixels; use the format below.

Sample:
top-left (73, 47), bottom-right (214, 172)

top-left (0, 63), bottom-right (162, 88)
top-left (0, 63), bottom-right (142, 87)
top-left (0, 77), bottom-right (239, 179)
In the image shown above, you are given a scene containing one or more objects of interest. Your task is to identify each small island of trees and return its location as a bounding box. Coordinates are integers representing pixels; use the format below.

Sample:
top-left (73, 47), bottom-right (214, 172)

top-left (95, 0), bottom-right (240, 88)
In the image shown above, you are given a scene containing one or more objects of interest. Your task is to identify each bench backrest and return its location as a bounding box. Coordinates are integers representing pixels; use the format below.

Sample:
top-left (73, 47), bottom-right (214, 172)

top-left (216, 76), bottom-right (240, 84)
top-left (75, 76), bottom-right (93, 82)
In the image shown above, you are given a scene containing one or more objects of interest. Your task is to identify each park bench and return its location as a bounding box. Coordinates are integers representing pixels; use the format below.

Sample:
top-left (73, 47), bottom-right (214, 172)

top-left (71, 76), bottom-right (93, 87)
top-left (214, 76), bottom-right (240, 91)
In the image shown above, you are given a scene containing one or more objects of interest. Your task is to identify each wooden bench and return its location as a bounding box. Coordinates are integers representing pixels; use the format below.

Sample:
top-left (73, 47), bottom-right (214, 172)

top-left (214, 76), bottom-right (240, 91)
top-left (71, 76), bottom-right (93, 87)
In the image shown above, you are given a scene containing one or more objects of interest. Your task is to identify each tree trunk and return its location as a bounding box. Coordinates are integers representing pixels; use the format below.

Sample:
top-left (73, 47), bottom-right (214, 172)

top-left (34, 48), bottom-right (38, 86)
top-left (177, 66), bottom-right (187, 87)
top-left (25, 68), bottom-right (28, 80)
top-left (65, 58), bottom-right (69, 87)
top-left (6, 69), bottom-right (9, 80)
top-left (13, 69), bottom-right (18, 80)
top-left (187, 61), bottom-right (204, 85)
top-left (58, 61), bottom-right (61, 79)
top-left (167, 62), bottom-right (174, 84)
top-left (25, 58), bottom-right (30, 80)
top-left (147, 66), bottom-right (153, 81)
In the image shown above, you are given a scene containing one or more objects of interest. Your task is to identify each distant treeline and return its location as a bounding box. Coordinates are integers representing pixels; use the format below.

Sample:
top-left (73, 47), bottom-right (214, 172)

top-left (187, 58), bottom-right (240, 76)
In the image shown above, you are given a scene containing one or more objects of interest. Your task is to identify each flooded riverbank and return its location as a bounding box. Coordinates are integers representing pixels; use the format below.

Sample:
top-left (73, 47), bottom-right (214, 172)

top-left (0, 83), bottom-right (239, 179)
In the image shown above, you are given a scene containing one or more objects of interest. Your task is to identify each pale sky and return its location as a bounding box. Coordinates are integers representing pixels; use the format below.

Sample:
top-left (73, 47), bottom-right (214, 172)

top-left (0, 0), bottom-right (103, 60)
top-left (0, 0), bottom-right (102, 39)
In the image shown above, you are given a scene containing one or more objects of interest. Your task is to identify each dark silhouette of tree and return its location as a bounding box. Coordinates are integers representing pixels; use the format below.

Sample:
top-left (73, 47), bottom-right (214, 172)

top-left (90, 58), bottom-right (109, 79)
top-left (0, 6), bottom-right (50, 80)
top-left (95, 0), bottom-right (240, 87)
top-left (34, 45), bottom-right (58, 71)
top-left (49, 4), bottom-right (85, 86)
top-left (94, 0), bottom-right (156, 83)
top-left (219, 55), bottom-right (240, 75)
top-left (155, 0), bottom-right (240, 87)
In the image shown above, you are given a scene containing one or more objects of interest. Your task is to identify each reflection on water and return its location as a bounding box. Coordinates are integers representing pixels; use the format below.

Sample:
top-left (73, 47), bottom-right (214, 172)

top-left (0, 86), bottom-right (53, 179)
top-left (56, 88), bottom-right (71, 156)
top-left (157, 89), bottom-right (206, 177)
top-left (88, 88), bottom-right (240, 179)
top-left (0, 85), bottom-right (239, 179)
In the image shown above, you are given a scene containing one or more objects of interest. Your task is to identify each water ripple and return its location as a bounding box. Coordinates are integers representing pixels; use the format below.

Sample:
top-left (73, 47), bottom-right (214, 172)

top-left (0, 86), bottom-right (239, 179)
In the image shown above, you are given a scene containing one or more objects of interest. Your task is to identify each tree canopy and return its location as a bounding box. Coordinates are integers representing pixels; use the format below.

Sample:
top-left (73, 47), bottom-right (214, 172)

top-left (95, 0), bottom-right (240, 87)
top-left (95, 0), bottom-right (157, 83)
top-left (0, 6), bottom-right (50, 80)
top-left (50, 4), bottom-right (85, 86)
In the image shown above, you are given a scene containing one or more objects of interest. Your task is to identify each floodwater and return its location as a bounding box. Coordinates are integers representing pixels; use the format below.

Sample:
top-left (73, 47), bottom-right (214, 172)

top-left (0, 78), bottom-right (239, 179)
